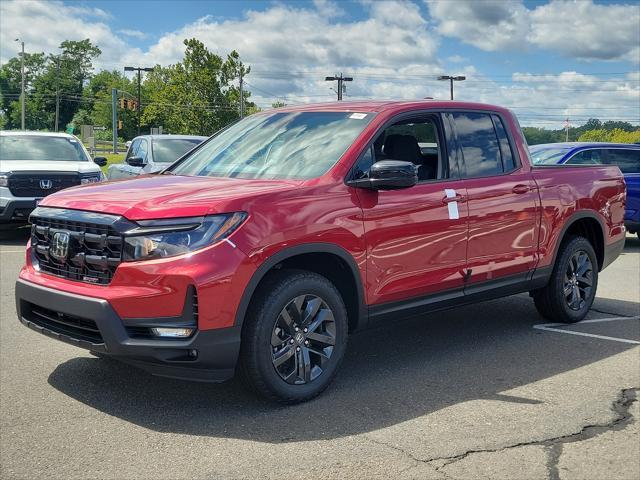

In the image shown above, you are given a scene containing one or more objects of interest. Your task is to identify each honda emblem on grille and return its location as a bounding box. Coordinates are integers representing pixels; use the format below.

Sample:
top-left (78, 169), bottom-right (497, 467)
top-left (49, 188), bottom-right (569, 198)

top-left (50, 232), bottom-right (70, 262)
top-left (40, 179), bottom-right (53, 190)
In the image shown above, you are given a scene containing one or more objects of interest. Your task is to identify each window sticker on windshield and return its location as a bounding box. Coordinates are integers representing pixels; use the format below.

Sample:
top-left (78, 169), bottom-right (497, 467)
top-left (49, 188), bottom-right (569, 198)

top-left (68, 139), bottom-right (78, 143)
top-left (349, 113), bottom-right (368, 120)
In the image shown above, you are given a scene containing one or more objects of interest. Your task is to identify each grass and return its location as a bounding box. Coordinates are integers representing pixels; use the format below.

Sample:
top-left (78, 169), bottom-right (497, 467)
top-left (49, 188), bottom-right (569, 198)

top-left (97, 153), bottom-right (125, 174)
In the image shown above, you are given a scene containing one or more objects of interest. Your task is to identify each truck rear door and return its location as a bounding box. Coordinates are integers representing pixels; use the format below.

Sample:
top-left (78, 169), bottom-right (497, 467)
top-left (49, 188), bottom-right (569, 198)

top-left (447, 111), bottom-right (540, 285)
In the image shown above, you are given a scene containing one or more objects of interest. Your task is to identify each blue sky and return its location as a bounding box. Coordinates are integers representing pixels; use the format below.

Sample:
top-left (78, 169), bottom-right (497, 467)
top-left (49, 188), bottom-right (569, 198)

top-left (1, 0), bottom-right (639, 127)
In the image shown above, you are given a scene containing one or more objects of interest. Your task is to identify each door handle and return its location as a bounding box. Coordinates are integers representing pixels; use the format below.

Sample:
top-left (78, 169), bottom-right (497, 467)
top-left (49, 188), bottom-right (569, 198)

top-left (443, 195), bottom-right (466, 204)
top-left (512, 184), bottom-right (530, 194)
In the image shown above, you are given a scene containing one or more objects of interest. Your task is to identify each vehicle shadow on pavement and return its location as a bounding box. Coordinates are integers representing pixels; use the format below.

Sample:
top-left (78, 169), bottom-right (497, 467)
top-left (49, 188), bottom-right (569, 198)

top-left (0, 225), bottom-right (31, 246)
top-left (47, 294), bottom-right (639, 443)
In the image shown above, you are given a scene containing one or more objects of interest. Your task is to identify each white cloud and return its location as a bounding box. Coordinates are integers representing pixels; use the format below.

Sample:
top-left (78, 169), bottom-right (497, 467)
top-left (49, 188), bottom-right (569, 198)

top-left (117, 29), bottom-right (148, 40)
top-left (426, 0), bottom-right (529, 51)
top-left (0, 0), bottom-right (137, 69)
top-left (0, 0), bottom-right (637, 128)
top-left (426, 0), bottom-right (640, 63)
top-left (528, 0), bottom-right (640, 63)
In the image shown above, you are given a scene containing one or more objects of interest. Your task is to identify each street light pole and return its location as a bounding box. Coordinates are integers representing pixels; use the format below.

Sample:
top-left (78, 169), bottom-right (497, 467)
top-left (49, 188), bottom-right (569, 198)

top-left (54, 55), bottom-right (61, 131)
top-left (325, 73), bottom-right (353, 101)
top-left (124, 66), bottom-right (154, 136)
top-left (15, 39), bottom-right (25, 130)
top-left (437, 75), bottom-right (466, 100)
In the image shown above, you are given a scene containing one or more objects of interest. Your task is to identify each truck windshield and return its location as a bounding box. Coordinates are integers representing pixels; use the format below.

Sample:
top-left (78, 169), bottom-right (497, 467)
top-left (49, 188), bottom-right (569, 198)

top-left (530, 147), bottom-right (571, 165)
top-left (0, 135), bottom-right (89, 161)
top-left (169, 111), bottom-right (374, 180)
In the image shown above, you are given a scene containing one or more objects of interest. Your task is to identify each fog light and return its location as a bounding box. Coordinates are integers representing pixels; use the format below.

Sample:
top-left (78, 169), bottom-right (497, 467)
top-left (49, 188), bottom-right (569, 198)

top-left (150, 327), bottom-right (194, 338)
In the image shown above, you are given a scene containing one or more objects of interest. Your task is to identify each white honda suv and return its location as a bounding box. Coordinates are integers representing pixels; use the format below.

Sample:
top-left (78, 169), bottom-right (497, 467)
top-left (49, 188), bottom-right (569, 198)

top-left (0, 131), bottom-right (106, 224)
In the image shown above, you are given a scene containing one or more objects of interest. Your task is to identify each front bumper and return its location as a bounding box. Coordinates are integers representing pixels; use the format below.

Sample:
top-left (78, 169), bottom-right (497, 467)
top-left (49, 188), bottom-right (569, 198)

top-left (0, 199), bottom-right (38, 223)
top-left (16, 279), bottom-right (241, 382)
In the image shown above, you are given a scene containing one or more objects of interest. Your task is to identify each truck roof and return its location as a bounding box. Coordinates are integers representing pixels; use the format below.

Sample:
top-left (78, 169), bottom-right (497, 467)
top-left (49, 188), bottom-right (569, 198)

top-left (530, 142), bottom-right (640, 150)
top-left (0, 130), bottom-right (79, 139)
top-left (270, 100), bottom-right (511, 115)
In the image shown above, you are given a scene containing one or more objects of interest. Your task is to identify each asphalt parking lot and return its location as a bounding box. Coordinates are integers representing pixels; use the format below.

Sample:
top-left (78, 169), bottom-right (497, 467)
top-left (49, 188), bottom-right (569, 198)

top-left (1, 227), bottom-right (638, 480)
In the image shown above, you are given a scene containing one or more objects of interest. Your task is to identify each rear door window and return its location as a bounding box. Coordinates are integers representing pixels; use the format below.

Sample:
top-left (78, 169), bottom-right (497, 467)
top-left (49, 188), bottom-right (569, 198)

top-left (606, 149), bottom-right (640, 174)
top-left (566, 149), bottom-right (604, 165)
top-left (491, 114), bottom-right (516, 172)
top-left (452, 112), bottom-right (503, 178)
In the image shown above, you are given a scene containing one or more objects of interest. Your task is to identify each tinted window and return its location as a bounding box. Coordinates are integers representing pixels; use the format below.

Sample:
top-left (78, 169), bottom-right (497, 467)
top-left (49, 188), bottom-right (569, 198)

top-left (352, 146), bottom-right (374, 180)
top-left (137, 139), bottom-right (148, 161)
top-left (126, 139), bottom-right (140, 159)
top-left (566, 149), bottom-right (604, 165)
top-left (453, 112), bottom-right (502, 177)
top-left (530, 147), bottom-right (571, 165)
top-left (491, 114), bottom-right (516, 171)
top-left (0, 135), bottom-right (89, 161)
top-left (171, 112), bottom-right (374, 180)
top-left (606, 149), bottom-right (640, 174)
top-left (153, 138), bottom-right (203, 164)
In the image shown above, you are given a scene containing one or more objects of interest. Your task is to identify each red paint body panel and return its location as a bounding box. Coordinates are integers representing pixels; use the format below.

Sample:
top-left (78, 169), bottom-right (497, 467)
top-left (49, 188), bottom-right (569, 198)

top-left (19, 101), bottom-right (626, 332)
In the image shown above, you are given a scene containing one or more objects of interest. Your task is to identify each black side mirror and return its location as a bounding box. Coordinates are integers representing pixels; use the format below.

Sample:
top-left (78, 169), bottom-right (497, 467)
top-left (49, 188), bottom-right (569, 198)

top-left (93, 156), bottom-right (107, 167)
top-left (347, 160), bottom-right (418, 190)
top-left (126, 156), bottom-right (146, 167)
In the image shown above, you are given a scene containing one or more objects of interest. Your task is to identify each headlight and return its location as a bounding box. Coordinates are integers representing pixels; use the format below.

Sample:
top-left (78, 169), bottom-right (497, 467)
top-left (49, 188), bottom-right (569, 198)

top-left (0, 174), bottom-right (8, 187)
top-left (123, 212), bottom-right (247, 261)
top-left (80, 173), bottom-right (102, 184)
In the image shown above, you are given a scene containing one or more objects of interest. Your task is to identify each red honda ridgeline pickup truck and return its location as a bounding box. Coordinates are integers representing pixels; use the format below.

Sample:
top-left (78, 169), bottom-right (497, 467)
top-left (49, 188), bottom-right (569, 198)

top-left (16, 101), bottom-right (626, 403)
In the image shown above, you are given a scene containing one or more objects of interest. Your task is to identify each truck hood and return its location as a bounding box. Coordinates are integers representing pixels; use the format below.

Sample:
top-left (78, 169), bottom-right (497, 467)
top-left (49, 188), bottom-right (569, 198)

top-left (39, 174), bottom-right (302, 220)
top-left (0, 160), bottom-right (102, 174)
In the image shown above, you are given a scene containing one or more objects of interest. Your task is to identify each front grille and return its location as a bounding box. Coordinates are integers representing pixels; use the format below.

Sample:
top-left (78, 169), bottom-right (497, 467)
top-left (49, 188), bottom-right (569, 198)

top-left (8, 172), bottom-right (80, 197)
top-left (24, 302), bottom-right (103, 344)
top-left (30, 208), bottom-right (132, 285)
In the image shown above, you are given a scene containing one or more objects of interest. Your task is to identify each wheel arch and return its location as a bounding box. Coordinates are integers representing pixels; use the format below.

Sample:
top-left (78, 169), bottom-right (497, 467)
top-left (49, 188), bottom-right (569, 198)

top-left (235, 244), bottom-right (367, 332)
top-left (553, 211), bottom-right (605, 271)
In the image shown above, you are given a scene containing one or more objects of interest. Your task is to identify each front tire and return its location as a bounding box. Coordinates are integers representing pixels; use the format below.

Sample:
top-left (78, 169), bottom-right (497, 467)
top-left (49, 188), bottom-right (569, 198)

top-left (240, 270), bottom-right (348, 404)
top-left (533, 236), bottom-right (598, 323)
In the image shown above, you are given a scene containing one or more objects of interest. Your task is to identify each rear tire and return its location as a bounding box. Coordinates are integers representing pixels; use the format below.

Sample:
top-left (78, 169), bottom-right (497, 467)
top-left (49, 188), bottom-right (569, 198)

top-left (239, 269), bottom-right (348, 404)
top-left (533, 236), bottom-right (598, 324)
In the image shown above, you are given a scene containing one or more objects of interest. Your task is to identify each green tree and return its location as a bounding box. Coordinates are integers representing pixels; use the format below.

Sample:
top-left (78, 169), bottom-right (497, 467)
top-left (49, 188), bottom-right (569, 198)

top-left (0, 52), bottom-right (47, 129)
top-left (0, 39), bottom-right (101, 131)
top-left (142, 38), bottom-right (254, 135)
top-left (578, 128), bottom-right (640, 143)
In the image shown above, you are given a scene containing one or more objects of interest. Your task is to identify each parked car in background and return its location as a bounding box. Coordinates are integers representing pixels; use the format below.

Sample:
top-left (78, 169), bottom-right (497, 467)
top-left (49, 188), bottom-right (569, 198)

top-left (108, 135), bottom-right (207, 179)
top-left (530, 142), bottom-right (640, 238)
top-left (0, 131), bottom-right (105, 224)
top-left (16, 101), bottom-right (626, 403)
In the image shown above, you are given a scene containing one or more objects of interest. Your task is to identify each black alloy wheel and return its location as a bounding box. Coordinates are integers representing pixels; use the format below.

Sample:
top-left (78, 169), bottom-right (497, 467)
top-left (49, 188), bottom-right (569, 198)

top-left (240, 270), bottom-right (348, 403)
top-left (270, 294), bottom-right (336, 385)
top-left (563, 250), bottom-right (594, 311)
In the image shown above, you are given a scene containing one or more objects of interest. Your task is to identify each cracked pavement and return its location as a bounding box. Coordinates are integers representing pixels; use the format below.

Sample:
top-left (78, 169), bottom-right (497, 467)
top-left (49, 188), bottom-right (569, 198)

top-left (1, 229), bottom-right (639, 479)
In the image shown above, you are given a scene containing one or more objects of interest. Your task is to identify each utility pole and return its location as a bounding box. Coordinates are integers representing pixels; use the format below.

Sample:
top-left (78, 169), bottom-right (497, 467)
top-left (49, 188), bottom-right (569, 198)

top-left (15, 39), bottom-right (25, 130)
top-left (54, 55), bottom-right (61, 131)
top-left (563, 118), bottom-right (570, 142)
top-left (325, 73), bottom-right (353, 101)
top-left (239, 70), bottom-right (244, 118)
top-left (112, 88), bottom-right (118, 154)
top-left (437, 75), bottom-right (466, 100)
top-left (124, 66), bottom-right (154, 135)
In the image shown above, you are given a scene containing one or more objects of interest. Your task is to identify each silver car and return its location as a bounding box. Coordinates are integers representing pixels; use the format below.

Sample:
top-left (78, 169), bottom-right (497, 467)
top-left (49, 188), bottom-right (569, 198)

top-left (108, 135), bottom-right (207, 179)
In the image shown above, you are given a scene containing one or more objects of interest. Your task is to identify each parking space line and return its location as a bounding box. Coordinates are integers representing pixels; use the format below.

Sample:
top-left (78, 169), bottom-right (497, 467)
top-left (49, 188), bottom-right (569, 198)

top-left (533, 316), bottom-right (640, 345)
top-left (0, 250), bottom-right (25, 254)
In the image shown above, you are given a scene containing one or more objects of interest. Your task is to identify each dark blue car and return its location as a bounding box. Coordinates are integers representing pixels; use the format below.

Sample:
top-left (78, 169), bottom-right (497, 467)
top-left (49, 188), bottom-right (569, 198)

top-left (529, 142), bottom-right (640, 238)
